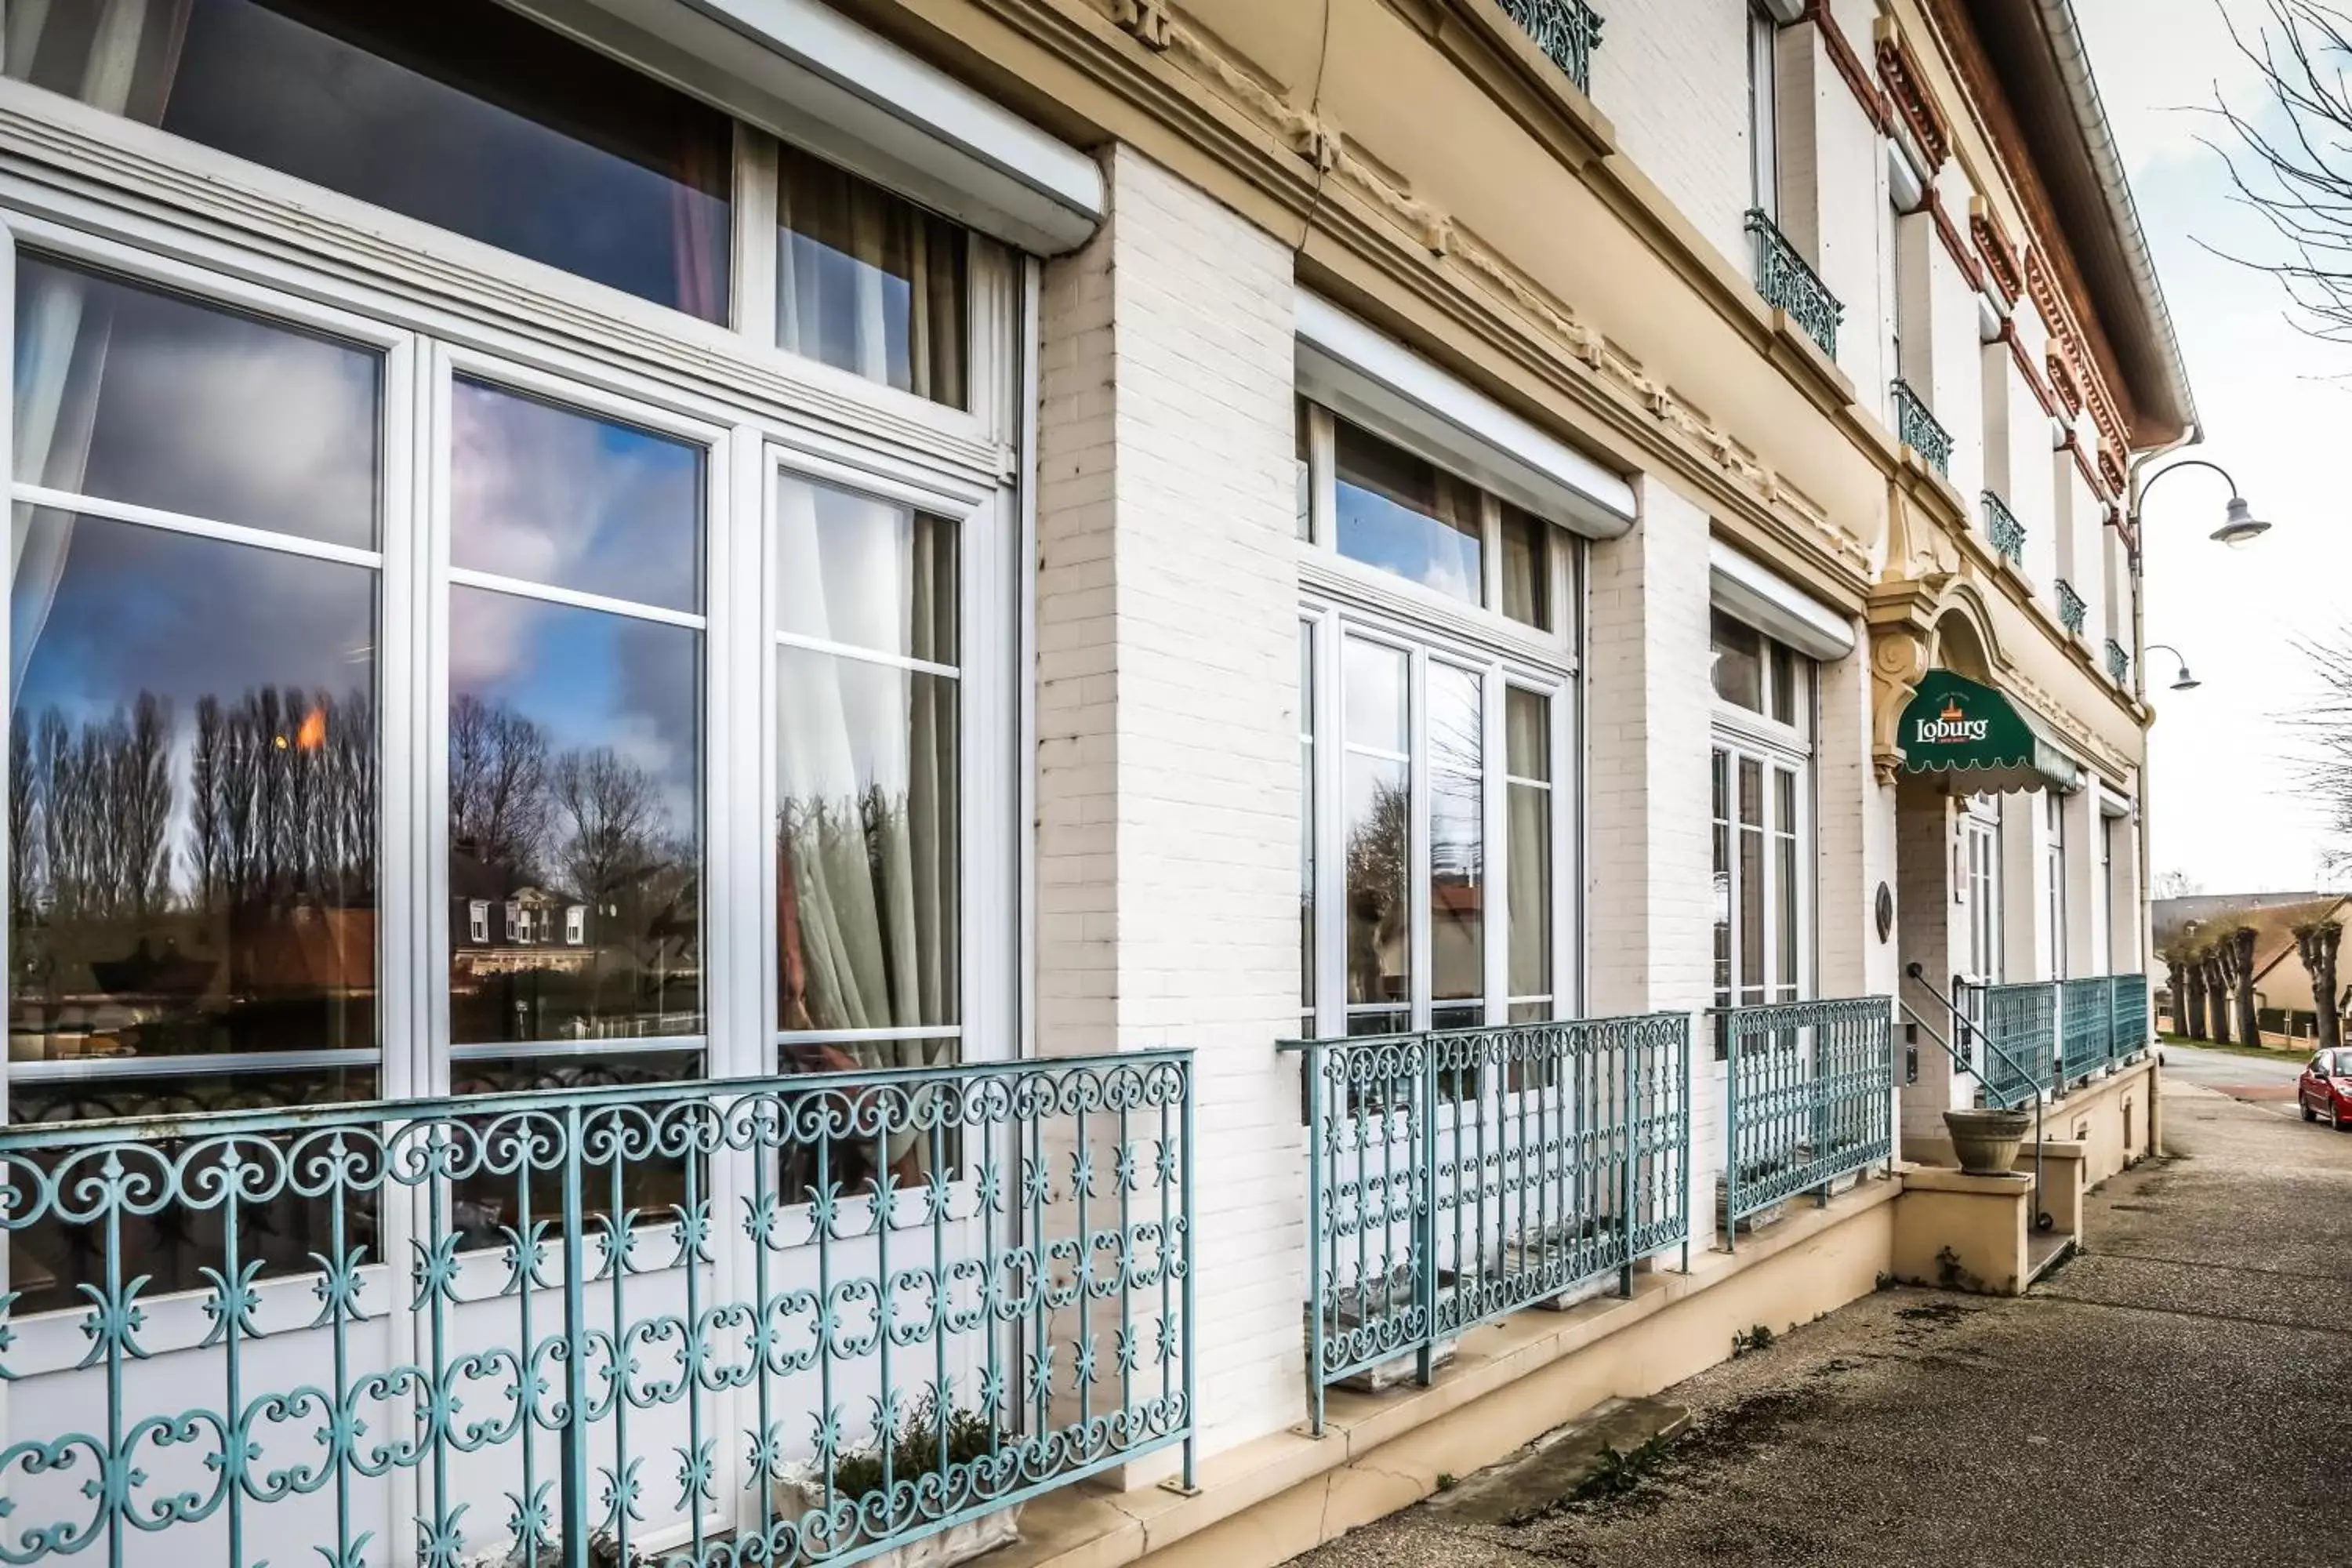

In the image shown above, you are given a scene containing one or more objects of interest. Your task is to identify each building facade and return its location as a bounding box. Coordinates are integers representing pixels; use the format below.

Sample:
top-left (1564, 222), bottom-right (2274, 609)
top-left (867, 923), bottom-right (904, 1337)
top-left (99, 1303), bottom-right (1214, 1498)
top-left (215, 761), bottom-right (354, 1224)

top-left (0, 2), bottom-right (2178, 1564)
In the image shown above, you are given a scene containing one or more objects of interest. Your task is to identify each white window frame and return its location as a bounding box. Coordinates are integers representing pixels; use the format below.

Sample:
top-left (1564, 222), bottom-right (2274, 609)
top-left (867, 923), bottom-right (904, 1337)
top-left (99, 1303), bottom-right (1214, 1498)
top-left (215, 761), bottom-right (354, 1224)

top-left (0, 60), bottom-right (1024, 1123)
top-left (1962, 796), bottom-right (2004, 985)
top-left (1748, 3), bottom-right (1780, 220)
top-left (1708, 619), bottom-right (1817, 1025)
top-left (1297, 407), bottom-right (1582, 1039)
top-left (2044, 789), bottom-right (2068, 980)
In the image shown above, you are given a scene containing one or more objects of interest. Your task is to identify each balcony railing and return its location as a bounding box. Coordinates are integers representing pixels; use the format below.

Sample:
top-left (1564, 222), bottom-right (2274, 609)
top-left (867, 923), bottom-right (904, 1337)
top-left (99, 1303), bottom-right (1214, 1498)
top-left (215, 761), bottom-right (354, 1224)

top-left (2055, 577), bottom-right (2089, 637)
top-left (1283, 1015), bottom-right (1689, 1434)
top-left (1719, 997), bottom-right (1894, 1250)
top-left (2106, 637), bottom-right (2132, 684)
top-left (1499, 0), bottom-right (1605, 95)
top-left (1746, 209), bottom-right (1842, 359)
top-left (1981, 489), bottom-right (2026, 565)
top-left (1891, 379), bottom-right (1953, 475)
top-left (0, 1053), bottom-right (1196, 1567)
top-left (1961, 974), bottom-right (2151, 1104)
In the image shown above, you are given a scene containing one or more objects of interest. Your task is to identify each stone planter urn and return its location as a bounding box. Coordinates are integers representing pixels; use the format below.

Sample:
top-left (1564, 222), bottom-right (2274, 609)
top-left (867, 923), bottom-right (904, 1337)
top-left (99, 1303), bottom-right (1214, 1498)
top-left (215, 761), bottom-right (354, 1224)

top-left (1943, 1106), bottom-right (2032, 1176)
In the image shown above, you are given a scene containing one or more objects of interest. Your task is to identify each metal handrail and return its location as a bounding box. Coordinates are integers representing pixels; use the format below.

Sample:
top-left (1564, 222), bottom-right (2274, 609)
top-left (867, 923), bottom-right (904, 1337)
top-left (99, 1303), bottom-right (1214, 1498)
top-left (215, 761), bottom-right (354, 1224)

top-left (1903, 964), bottom-right (2055, 1233)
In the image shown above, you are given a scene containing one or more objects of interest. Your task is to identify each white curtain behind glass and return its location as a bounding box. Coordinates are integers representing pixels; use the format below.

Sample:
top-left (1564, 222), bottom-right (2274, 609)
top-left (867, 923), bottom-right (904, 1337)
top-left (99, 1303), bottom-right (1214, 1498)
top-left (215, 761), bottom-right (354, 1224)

top-left (8, 0), bottom-right (192, 685)
top-left (773, 477), bottom-right (956, 1077)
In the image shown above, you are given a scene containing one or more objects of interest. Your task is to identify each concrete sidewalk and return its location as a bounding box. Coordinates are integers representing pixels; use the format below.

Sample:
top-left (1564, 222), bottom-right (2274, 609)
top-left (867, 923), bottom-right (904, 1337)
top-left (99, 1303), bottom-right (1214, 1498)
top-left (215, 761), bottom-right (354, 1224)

top-left (1283, 1077), bottom-right (2352, 1568)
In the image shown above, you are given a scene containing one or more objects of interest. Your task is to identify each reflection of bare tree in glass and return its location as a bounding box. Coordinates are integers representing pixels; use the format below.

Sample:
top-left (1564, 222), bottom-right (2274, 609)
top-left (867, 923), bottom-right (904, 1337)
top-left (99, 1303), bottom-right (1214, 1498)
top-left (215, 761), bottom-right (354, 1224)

top-left (34, 695), bottom-right (171, 923)
top-left (1345, 777), bottom-right (1410, 1008)
top-left (448, 694), bottom-right (550, 882)
top-left (550, 747), bottom-right (662, 909)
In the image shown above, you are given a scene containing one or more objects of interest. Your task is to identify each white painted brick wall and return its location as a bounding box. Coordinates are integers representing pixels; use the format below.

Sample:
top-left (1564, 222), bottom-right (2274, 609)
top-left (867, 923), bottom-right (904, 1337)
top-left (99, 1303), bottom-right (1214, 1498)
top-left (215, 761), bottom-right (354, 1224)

top-left (1894, 781), bottom-right (1969, 1142)
top-left (1034, 144), bottom-right (1305, 1456)
top-left (1773, 16), bottom-right (1889, 391)
top-left (1594, 1), bottom-right (1754, 273)
top-left (1586, 477), bottom-right (1717, 1247)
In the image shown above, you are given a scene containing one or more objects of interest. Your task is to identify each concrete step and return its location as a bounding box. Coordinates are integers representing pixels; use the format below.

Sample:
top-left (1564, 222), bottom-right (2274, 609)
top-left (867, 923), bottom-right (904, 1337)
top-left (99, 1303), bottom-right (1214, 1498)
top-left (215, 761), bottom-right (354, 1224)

top-left (2025, 1230), bottom-right (2078, 1287)
top-left (1425, 1394), bottom-right (1690, 1526)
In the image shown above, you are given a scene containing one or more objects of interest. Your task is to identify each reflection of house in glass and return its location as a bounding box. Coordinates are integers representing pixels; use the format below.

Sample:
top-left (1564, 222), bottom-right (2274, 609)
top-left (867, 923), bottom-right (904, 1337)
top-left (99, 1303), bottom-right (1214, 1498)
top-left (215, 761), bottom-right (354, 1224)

top-left (447, 843), bottom-right (701, 1042)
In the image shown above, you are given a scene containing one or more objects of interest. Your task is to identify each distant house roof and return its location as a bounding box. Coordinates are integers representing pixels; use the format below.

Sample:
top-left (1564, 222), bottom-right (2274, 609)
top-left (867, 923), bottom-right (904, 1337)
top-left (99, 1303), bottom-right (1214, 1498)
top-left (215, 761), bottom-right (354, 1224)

top-left (2152, 893), bottom-right (2335, 953)
top-left (2156, 895), bottom-right (2352, 987)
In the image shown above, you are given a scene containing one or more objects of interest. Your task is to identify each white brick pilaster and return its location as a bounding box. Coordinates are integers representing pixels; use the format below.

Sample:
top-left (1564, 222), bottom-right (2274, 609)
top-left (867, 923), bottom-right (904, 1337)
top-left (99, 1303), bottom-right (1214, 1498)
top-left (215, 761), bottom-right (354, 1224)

top-left (1033, 144), bottom-right (1303, 1457)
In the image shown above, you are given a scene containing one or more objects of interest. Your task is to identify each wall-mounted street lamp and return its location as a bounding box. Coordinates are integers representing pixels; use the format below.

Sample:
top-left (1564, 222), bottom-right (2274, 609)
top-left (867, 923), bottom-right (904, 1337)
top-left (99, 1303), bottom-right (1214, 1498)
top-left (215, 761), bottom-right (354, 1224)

top-left (2143, 644), bottom-right (2199, 691)
top-left (2131, 457), bottom-right (2271, 548)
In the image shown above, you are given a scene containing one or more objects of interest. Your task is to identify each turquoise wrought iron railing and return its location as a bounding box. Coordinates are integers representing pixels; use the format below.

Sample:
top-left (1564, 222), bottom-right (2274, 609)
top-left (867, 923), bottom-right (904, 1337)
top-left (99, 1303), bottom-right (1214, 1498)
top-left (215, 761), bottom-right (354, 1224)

top-left (1965, 973), bottom-right (2153, 1105)
top-left (2055, 577), bottom-right (2089, 637)
top-left (0, 1052), bottom-right (1195, 1567)
top-left (1283, 1014), bottom-right (1688, 1435)
top-left (1964, 980), bottom-right (2056, 1109)
top-left (1746, 210), bottom-right (1842, 358)
top-left (1719, 997), bottom-right (1894, 1251)
top-left (1891, 379), bottom-right (1954, 475)
top-left (1498, 0), bottom-right (1605, 94)
top-left (2105, 637), bottom-right (2131, 685)
top-left (1981, 489), bottom-right (2026, 564)
top-left (2108, 973), bottom-right (2151, 1062)
top-left (2060, 975), bottom-right (2114, 1086)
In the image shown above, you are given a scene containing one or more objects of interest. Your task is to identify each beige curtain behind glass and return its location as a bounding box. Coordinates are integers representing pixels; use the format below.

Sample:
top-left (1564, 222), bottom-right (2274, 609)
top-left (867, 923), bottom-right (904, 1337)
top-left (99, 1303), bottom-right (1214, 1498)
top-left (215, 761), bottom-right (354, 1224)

top-left (774, 143), bottom-right (967, 407)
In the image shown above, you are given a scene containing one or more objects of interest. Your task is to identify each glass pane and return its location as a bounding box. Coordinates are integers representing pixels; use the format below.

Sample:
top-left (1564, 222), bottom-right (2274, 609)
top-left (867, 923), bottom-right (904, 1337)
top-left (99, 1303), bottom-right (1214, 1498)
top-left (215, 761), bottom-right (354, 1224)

top-left (1777, 833), bottom-right (1799, 990)
top-left (1432, 1004), bottom-right (1483, 1033)
top-left (1711, 750), bottom-right (1731, 1005)
top-left (775, 477), bottom-right (958, 663)
top-left (13, 256), bottom-right (381, 549)
top-left (1775, 766), bottom-right (1798, 837)
top-left (776, 649), bottom-right (960, 1033)
top-left (1508, 781), bottom-right (1550, 1001)
top-left (9, 513), bottom-right (379, 1068)
top-left (1431, 765), bottom-right (1482, 1004)
top-left (778, 143), bottom-right (968, 407)
top-left (1711, 609), bottom-right (1763, 713)
top-left (1334, 423), bottom-right (1482, 604)
top-left (9, 0), bottom-right (734, 320)
top-left (1343, 637), bottom-right (1408, 755)
top-left (448, 588), bottom-right (702, 1044)
top-left (1428, 664), bottom-right (1482, 779)
top-left (1345, 753), bottom-right (1409, 1009)
top-left (1771, 644), bottom-right (1802, 727)
top-left (1506, 686), bottom-right (1549, 782)
top-left (1507, 999), bottom-right (1550, 1025)
top-left (1296, 402), bottom-right (1313, 541)
top-left (1500, 504), bottom-right (1548, 630)
top-left (1301, 622), bottom-right (1316, 1014)
top-left (1347, 1009), bottom-right (1410, 1038)
top-left (452, 379), bottom-right (704, 612)
top-left (1739, 758), bottom-right (1763, 1004)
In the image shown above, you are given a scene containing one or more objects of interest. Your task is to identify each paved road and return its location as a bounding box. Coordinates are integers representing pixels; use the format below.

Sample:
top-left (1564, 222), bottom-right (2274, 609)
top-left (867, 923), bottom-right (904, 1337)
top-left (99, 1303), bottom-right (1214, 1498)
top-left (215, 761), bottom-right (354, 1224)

top-left (2159, 1037), bottom-right (2307, 1118)
top-left (1287, 1073), bottom-right (2352, 1567)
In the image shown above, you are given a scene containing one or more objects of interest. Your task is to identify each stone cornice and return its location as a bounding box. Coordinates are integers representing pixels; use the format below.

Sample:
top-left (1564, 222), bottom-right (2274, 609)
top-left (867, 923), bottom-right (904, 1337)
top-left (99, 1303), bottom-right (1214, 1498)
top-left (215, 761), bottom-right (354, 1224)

top-left (1970, 201), bottom-right (2022, 304)
top-left (930, 0), bottom-right (1882, 589)
top-left (1877, 29), bottom-right (1949, 169)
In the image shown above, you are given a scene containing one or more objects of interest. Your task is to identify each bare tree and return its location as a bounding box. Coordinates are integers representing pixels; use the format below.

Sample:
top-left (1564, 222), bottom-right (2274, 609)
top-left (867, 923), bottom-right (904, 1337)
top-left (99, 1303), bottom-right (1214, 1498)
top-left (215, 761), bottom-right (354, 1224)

top-left (1344, 776), bottom-right (1410, 1014)
top-left (2205, 939), bottom-right (2237, 1045)
top-left (2297, 919), bottom-right (2343, 1051)
top-left (550, 746), bottom-right (662, 909)
top-left (2208, 3), bottom-right (2352, 346)
top-left (449, 695), bottom-right (550, 881)
top-left (2230, 925), bottom-right (2264, 1045)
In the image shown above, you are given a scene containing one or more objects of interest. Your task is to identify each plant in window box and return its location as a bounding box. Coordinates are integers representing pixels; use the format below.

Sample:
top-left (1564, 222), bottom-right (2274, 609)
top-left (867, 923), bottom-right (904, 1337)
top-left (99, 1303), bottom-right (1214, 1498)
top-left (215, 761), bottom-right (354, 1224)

top-left (1316, 1261), bottom-right (1460, 1391)
top-left (769, 1396), bottom-right (1026, 1568)
top-left (1465, 1215), bottom-right (1621, 1312)
top-left (1718, 1152), bottom-right (1796, 1236)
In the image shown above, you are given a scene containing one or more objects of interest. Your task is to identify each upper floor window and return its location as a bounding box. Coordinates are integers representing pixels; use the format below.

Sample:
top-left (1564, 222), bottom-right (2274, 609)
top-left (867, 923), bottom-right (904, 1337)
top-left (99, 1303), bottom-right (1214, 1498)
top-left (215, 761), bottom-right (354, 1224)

top-left (777, 143), bottom-right (969, 408)
top-left (1748, 3), bottom-right (1780, 218)
top-left (1301, 402), bottom-right (1566, 636)
top-left (1710, 608), bottom-right (1811, 736)
top-left (6, 0), bottom-right (735, 322)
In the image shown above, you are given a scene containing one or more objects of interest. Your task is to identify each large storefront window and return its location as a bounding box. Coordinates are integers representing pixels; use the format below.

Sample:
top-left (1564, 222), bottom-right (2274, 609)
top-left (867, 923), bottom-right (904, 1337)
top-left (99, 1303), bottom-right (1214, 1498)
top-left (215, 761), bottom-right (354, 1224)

top-left (1299, 403), bottom-right (1578, 1036)
top-left (2, 1), bottom-right (1016, 1300)
top-left (1709, 609), bottom-right (1813, 1025)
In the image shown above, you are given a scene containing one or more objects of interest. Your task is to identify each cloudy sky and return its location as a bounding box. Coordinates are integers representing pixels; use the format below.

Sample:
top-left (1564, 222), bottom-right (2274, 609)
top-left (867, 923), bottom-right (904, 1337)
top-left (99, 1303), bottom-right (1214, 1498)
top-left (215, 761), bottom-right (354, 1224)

top-left (2075, 0), bottom-right (2350, 895)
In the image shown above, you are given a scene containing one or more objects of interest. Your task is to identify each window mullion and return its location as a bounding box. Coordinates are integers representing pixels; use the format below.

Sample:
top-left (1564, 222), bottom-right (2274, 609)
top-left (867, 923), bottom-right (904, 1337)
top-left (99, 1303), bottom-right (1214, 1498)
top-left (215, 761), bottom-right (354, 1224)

top-left (416, 338), bottom-right (456, 1100)
top-left (1483, 662), bottom-right (1507, 1024)
top-left (1409, 646), bottom-right (1432, 1033)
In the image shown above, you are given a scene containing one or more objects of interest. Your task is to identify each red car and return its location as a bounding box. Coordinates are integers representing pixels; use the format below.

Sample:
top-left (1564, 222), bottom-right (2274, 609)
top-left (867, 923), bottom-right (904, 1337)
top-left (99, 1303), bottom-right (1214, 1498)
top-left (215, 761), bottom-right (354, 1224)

top-left (2299, 1050), bottom-right (2352, 1128)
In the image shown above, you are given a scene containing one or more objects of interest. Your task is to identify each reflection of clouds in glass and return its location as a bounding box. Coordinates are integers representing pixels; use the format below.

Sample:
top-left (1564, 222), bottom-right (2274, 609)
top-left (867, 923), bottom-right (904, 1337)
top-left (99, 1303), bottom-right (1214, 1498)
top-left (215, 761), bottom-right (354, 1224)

top-left (776, 650), bottom-right (939, 807)
top-left (451, 380), bottom-right (702, 613)
top-left (1337, 481), bottom-right (1481, 605)
top-left (20, 258), bottom-right (380, 548)
top-left (1342, 639), bottom-right (1407, 753)
top-left (449, 589), bottom-right (699, 839)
